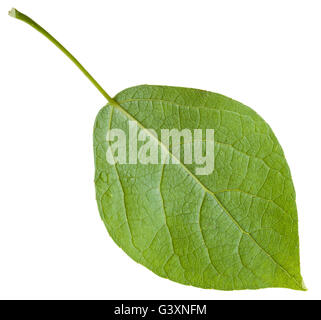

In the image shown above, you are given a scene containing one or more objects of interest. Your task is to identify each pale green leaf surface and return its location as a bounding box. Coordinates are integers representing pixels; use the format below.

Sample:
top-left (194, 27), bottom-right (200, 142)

top-left (94, 85), bottom-right (304, 290)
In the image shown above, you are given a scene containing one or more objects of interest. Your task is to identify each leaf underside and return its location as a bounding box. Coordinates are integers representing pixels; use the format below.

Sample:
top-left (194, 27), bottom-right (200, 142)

top-left (94, 85), bottom-right (304, 290)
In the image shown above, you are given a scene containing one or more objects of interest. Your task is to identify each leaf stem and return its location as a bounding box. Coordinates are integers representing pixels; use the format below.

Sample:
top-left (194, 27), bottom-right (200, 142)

top-left (9, 8), bottom-right (115, 104)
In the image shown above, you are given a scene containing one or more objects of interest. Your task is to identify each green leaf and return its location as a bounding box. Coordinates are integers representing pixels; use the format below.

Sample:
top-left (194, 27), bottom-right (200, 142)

top-left (94, 85), bottom-right (305, 290)
top-left (10, 8), bottom-right (305, 291)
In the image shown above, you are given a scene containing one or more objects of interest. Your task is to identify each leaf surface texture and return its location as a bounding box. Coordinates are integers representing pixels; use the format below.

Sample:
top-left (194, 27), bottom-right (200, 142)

top-left (94, 85), bottom-right (304, 290)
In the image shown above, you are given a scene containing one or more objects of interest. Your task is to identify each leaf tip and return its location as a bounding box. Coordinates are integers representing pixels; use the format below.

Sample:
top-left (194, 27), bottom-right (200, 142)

top-left (300, 279), bottom-right (308, 291)
top-left (8, 8), bottom-right (17, 18)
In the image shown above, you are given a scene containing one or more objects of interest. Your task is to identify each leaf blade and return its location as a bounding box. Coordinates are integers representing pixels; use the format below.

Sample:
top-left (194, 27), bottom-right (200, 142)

top-left (94, 85), bottom-right (305, 290)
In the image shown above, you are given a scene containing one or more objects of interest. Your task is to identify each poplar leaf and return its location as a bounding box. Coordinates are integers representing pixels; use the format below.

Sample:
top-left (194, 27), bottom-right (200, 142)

top-left (10, 8), bottom-right (305, 291)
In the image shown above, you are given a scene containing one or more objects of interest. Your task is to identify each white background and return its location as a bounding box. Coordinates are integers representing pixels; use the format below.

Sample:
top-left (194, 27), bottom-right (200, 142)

top-left (0, 0), bottom-right (320, 300)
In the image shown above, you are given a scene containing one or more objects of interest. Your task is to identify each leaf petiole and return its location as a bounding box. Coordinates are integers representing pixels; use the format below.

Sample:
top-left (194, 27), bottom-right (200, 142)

top-left (8, 8), bottom-right (115, 104)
